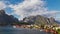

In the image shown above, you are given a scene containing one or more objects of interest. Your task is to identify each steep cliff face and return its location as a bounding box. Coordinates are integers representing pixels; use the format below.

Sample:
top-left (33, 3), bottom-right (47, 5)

top-left (0, 10), bottom-right (19, 25)
top-left (23, 15), bottom-right (57, 25)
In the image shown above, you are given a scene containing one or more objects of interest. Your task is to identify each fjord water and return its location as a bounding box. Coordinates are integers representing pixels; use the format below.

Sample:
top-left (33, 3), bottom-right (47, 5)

top-left (0, 26), bottom-right (51, 34)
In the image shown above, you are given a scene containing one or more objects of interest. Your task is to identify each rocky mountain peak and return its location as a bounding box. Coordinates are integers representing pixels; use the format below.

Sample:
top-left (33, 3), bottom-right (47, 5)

top-left (0, 10), bottom-right (5, 15)
top-left (23, 15), bottom-right (57, 25)
top-left (0, 10), bottom-right (19, 26)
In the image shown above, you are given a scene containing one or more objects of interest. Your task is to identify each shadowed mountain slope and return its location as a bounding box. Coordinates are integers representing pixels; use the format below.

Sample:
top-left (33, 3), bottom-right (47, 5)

top-left (0, 10), bottom-right (19, 26)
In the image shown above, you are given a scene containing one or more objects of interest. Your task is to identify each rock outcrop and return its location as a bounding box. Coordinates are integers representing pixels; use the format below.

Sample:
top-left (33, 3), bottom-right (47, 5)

top-left (23, 15), bottom-right (57, 25)
top-left (0, 10), bottom-right (19, 26)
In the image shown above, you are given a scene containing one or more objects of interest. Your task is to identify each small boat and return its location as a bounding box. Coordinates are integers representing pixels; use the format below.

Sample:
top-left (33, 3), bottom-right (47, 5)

top-left (13, 26), bottom-right (16, 28)
top-left (40, 29), bottom-right (43, 31)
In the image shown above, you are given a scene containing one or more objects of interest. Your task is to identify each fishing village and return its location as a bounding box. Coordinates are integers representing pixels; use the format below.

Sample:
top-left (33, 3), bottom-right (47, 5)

top-left (12, 24), bottom-right (60, 34)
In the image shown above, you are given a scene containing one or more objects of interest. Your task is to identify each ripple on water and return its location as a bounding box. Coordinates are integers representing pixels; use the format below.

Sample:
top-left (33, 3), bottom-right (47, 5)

top-left (0, 27), bottom-right (51, 34)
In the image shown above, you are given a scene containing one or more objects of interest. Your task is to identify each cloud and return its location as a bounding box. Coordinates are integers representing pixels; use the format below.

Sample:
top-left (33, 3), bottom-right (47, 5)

top-left (0, 1), bottom-right (7, 10)
top-left (9, 0), bottom-right (60, 20)
top-left (9, 0), bottom-right (47, 20)
top-left (0, 0), bottom-right (60, 20)
top-left (42, 11), bottom-right (60, 18)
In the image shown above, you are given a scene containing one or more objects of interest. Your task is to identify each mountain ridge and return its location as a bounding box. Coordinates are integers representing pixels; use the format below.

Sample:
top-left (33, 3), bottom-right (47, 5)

top-left (0, 10), bottom-right (59, 26)
top-left (23, 15), bottom-right (58, 25)
top-left (0, 10), bottom-right (19, 26)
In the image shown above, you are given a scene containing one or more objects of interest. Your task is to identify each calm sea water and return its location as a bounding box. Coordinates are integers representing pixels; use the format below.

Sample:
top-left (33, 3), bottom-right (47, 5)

top-left (0, 26), bottom-right (51, 34)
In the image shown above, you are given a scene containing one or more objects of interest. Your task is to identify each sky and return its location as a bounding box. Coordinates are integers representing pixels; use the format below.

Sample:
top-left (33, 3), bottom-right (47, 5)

top-left (0, 0), bottom-right (60, 20)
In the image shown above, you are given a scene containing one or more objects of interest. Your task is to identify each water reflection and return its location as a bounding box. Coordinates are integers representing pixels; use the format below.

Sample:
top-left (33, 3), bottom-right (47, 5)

top-left (0, 27), bottom-right (51, 34)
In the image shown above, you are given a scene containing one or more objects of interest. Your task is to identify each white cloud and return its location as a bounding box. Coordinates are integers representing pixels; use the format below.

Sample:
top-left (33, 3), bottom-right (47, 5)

top-left (9, 0), bottom-right (60, 20)
top-left (9, 0), bottom-right (47, 20)
top-left (42, 11), bottom-right (60, 18)
top-left (0, 1), bottom-right (6, 10)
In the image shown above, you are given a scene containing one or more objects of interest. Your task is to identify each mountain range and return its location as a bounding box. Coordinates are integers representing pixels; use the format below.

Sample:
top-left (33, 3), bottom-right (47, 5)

top-left (0, 10), bottom-right (59, 26)
top-left (23, 15), bottom-right (58, 25)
